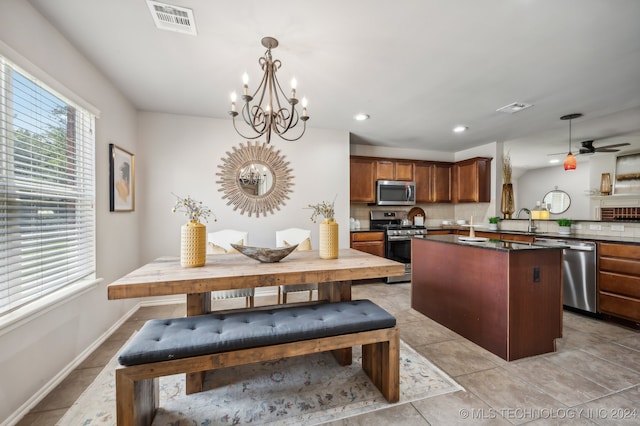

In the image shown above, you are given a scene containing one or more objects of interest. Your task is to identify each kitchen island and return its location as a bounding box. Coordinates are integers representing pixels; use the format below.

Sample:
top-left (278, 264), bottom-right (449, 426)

top-left (411, 235), bottom-right (563, 361)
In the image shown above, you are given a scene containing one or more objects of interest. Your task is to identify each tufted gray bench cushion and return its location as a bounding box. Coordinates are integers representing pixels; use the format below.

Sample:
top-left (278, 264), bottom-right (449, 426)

top-left (118, 299), bottom-right (396, 366)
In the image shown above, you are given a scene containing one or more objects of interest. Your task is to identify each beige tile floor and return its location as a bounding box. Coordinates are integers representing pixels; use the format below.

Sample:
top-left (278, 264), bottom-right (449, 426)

top-left (16, 281), bottom-right (640, 425)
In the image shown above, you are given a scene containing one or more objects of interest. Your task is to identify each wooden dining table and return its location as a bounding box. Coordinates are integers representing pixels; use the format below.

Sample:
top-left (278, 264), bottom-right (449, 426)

top-left (108, 248), bottom-right (405, 393)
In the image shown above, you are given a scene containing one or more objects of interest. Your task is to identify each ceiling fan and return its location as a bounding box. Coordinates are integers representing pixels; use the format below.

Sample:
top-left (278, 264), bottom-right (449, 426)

top-left (548, 140), bottom-right (631, 156)
top-left (577, 140), bottom-right (630, 155)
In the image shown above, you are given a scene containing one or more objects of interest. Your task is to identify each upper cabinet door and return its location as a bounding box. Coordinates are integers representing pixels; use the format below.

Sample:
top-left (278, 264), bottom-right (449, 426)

top-left (432, 163), bottom-right (452, 202)
top-left (350, 157), bottom-right (376, 203)
top-left (414, 163), bottom-right (432, 202)
top-left (395, 161), bottom-right (415, 181)
top-left (415, 162), bottom-right (452, 203)
top-left (375, 160), bottom-right (395, 181)
top-left (376, 160), bottom-right (415, 181)
top-left (453, 157), bottom-right (491, 203)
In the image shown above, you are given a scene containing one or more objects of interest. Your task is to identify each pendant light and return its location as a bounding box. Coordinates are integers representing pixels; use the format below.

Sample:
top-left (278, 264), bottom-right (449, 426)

top-left (560, 113), bottom-right (582, 171)
top-left (228, 37), bottom-right (309, 143)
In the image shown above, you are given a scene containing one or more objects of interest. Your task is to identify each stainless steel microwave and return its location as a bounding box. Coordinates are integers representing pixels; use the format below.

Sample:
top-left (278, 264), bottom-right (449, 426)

top-left (376, 180), bottom-right (416, 206)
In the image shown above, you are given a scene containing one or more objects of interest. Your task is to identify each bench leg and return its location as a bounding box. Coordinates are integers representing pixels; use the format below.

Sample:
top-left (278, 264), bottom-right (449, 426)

top-left (362, 328), bottom-right (400, 403)
top-left (116, 369), bottom-right (158, 426)
top-left (186, 372), bottom-right (205, 394)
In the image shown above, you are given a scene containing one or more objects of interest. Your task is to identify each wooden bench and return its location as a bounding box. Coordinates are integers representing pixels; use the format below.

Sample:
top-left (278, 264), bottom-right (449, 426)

top-left (115, 299), bottom-right (400, 426)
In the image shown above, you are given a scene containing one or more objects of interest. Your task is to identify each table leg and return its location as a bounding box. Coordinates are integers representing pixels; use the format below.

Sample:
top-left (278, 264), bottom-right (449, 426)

top-left (186, 292), bottom-right (211, 316)
top-left (317, 280), bottom-right (351, 303)
top-left (185, 292), bottom-right (211, 393)
top-left (318, 281), bottom-right (353, 365)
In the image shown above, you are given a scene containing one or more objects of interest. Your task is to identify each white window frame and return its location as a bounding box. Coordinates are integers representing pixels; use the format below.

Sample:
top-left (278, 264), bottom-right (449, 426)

top-left (0, 53), bottom-right (97, 330)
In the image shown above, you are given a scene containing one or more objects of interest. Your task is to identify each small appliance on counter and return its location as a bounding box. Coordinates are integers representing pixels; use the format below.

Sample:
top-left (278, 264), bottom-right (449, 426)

top-left (370, 210), bottom-right (426, 283)
top-left (408, 207), bottom-right (425, 226)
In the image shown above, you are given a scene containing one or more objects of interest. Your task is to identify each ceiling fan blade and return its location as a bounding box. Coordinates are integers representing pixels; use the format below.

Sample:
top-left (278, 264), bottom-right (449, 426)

top-left (593, 148), bottom-right (621, 153)
top-left (594, 142), bottom-right (631, 150)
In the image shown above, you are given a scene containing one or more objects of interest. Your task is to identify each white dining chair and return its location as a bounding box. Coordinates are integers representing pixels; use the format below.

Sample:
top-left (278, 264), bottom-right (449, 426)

top-left (275, 228), bottom-right (317, 304)
top-left (208, 229), bottom-right (254, 307)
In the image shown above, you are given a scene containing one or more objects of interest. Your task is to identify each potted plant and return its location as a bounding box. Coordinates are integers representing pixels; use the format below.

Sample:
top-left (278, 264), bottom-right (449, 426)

top-left (557, 218), bottom-right (573, 235)
top-left (488, 216), bottom-right (500, 231)
top-left (500, 153), bottom-right (515, 219)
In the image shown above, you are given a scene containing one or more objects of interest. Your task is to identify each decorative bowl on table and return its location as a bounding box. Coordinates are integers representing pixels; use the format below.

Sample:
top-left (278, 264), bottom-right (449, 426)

top-left (230, 243), bottom-right (298, 263)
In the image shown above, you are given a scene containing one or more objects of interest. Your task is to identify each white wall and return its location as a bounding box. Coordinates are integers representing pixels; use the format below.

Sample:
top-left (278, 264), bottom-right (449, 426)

top-left (0, 1), bottom-right (140, 422)
top-left (0, 4), bottom-right (351, 421)
top-left (516, 161), bottom-right (593, 220)
top-left (137, 113), bottom-right (351, 262)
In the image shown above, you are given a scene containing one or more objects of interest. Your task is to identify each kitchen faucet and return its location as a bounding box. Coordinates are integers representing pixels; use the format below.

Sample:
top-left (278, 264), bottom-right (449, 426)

top-left (516, 208), bottom-right (537, 233)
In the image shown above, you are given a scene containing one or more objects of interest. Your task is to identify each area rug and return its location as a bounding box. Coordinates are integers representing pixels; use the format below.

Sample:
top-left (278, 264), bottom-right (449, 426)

top-left (58, 340), bottom-right (463, 425)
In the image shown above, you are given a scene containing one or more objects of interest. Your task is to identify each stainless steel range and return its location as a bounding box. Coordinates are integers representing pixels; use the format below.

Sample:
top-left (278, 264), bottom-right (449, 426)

top-left (370, 211), bottom-right (426, 283)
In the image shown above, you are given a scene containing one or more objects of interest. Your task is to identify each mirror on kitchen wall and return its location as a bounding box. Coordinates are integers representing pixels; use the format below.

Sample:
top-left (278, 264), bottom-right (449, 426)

top-left (216, 141), bottom-right (294, 217)
top-left (542, 188), bottom-right (571, 214)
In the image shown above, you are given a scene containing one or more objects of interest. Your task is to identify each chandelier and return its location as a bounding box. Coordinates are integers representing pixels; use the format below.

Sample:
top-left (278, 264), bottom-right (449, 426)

top-left (561, 113), bottom-right (582, 171)
top-left (229, 37), bottom-right (309, 143)
top-left (238, 164), bottom-right (265, 185)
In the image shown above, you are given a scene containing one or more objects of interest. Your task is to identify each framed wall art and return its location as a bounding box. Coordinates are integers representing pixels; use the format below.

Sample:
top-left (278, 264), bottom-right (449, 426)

top-left (109, 144), bottom-right (135, 211)
top-left (614, 151), bottom-right (640, 194)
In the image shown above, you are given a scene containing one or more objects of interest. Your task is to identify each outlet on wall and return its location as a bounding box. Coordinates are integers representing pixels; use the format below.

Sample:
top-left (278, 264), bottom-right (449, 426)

top-left (611, 224), bottom-right (625, 232)
top-left (589, 224), bottom-right (602, 231)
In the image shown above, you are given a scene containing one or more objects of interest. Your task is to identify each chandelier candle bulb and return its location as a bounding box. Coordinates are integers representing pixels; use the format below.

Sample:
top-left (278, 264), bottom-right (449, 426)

top-left (242, 73), bottom-right (249, 95)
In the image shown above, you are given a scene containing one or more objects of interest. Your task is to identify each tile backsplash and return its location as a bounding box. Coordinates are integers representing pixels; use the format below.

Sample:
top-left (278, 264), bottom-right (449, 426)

top-left (350, 203), bottom-right (640, 238)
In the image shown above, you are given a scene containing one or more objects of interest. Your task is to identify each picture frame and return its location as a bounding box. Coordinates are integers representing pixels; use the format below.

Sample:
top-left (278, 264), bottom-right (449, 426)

top-left (614, 151), bottom-right (640, 195)
top-left (109, 144), bottom-right (135, 211)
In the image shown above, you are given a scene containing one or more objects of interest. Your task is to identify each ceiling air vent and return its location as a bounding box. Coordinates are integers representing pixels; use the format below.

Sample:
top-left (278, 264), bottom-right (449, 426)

top-left (496, 102), bottom-right (533, 114)
top-left (146, 0), bottom-right (197, 35)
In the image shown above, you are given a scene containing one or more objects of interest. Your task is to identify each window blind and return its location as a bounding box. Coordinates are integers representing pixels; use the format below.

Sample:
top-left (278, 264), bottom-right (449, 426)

top-left (0, 55), bottom-right (96, 317)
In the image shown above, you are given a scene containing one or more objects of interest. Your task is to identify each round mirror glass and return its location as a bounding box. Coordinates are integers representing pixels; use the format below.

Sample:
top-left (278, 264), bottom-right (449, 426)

top-left (542, 189), bottom-right (571, 214)
top-left (237, 162), bottom-right (274, 196)
top-left (216, 141), bottom-right (293, 217)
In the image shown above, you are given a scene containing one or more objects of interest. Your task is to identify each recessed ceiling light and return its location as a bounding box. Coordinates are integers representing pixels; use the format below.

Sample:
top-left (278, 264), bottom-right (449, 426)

top-left (549, 159), bottom-right (560, 164)
top-left (354, 113), bottom-right (370, 121)
top-left (453, 126), bottom-right (468, 133)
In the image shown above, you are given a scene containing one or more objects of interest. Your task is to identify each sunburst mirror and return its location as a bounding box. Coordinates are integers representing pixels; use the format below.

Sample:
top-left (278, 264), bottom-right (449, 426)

top-left (216, 141), bottom-right (294, 217)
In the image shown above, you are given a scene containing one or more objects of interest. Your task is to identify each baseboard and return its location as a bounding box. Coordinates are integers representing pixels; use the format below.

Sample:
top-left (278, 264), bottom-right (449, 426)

top-left (3, 303), bottom-right (139, 426)
top-left (6, 288), bottom-right (282, 425)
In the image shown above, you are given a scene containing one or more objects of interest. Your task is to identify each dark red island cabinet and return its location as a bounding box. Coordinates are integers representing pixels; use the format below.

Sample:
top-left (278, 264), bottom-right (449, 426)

top-left (411, 235), bottom-right (563, 361)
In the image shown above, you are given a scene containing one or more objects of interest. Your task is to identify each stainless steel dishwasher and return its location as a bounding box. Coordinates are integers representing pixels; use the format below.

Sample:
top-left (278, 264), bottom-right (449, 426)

top-left (535, 239), bottom-right (598, 313)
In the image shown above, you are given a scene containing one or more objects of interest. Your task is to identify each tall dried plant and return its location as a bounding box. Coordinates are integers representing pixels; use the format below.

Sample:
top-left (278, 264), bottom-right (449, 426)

top-left (502, 153), bottom-right (512, 184)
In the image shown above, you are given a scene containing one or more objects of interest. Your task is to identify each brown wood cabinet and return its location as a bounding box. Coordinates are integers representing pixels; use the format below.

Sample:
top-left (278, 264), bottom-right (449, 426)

top-left (376, 160), bottom-right (414, 181)
top-left (350, 155), bottom-right (490, 204)
top-left (598, 242), bottom-right (640, 322)
top-left (453, 157), bottom-right (491, 203)
top-left (412, 236), bottom-right (562, 361)
top-left (415, 162), bottom-right (452, 203)
top-left (350, 157), bottom-right (376, 203)
top-left (350, 231), bottom-right (385, 257)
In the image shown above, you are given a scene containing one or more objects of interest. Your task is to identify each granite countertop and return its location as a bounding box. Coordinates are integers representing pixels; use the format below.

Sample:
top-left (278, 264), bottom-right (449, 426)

top-left (351, 226), bottom-right (640, 245)
top-left (424, 227), bottom-right (640, 245)
top-left (419, 234), bottom-right (561, 252)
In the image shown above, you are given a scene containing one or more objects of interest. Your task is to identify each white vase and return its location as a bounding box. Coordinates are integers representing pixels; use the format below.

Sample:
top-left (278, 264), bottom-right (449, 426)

top-left (488, 223), bottom-right (498, 231)
top-left (558, 226), bottom-right (571, 235)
